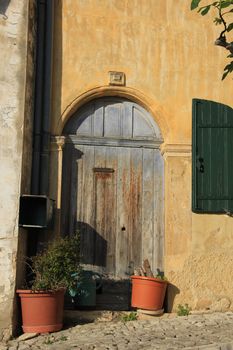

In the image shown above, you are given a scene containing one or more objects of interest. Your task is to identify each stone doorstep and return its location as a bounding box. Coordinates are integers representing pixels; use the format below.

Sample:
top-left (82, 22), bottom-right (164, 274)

top-left (64, 309), bottom-right (232, 325)
top-left (64, 309), bottom-right (115, 323)
top-left (63, 309), bottom-right (177, 324)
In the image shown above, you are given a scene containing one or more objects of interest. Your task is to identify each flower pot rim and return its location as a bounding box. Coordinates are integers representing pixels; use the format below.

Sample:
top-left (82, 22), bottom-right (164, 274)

top-left (16, 288), bottom-right (66, 295)
top-left (130, 275), bottom-right (168, 284)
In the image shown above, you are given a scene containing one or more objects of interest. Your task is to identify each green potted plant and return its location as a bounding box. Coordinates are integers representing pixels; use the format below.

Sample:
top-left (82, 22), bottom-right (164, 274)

top-left (16, 234), bottom-right (82, 333)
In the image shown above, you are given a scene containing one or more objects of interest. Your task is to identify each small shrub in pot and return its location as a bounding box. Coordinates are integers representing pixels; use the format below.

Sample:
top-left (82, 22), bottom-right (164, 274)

top-left (17, 234), bottom-right (82, 333)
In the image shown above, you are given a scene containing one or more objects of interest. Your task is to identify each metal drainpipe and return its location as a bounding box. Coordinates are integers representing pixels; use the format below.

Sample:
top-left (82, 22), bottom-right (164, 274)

top-left (31, 0), bottom-right (54, 195)
top-left (39, 0), bottom-right (54, 195)
top-left (31, 0), bottom-right (45, 194)
top-left (28, 0), bottom-right (54, 258)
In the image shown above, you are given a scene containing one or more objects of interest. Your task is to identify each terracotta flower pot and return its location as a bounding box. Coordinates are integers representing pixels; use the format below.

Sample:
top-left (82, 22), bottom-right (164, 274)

top-left (16, 289), bottom-right (65, 333)
top-left (131, 275), bottom-right (167, 311)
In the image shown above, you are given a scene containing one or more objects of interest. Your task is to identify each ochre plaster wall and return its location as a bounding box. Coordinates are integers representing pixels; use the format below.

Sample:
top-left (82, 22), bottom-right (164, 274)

top-left (51, 0), bottom-right (233, 311)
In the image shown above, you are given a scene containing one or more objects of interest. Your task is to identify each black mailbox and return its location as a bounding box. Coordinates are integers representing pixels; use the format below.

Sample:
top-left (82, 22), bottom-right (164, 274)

top-left (19, 195), bottom-right (55, 229)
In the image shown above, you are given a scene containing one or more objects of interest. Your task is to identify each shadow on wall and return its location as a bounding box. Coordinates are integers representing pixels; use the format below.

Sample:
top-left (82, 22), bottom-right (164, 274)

top-left (164, 283), bottom-right (180, 313)
top-left (0, 0), bottom-right (10, 18)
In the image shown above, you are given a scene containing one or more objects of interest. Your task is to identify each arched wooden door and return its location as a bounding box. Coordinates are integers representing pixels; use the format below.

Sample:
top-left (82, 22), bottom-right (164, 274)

top-left (61, 97), bottom-right (164, 309)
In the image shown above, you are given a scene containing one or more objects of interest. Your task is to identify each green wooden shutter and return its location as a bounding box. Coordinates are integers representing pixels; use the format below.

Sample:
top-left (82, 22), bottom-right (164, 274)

top-left (192, 99), bottom-right (233, 213)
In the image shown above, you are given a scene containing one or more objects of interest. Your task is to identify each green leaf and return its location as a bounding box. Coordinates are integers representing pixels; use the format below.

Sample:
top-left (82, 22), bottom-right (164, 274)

top-left (200, 5), bottom-right (211, 15)
top-left (222, 61), bottom-right (233, 80)
top-left (191, 0), bottom-right (202, 10)
top-left (227, 22), bottom-right (233, 31)
top-left (222, 70), bottom-right (229, 80)
top-left (220, 0), bottom-right (233, 9)
top-left (214, 17), bottom-right (223, 24)
top-left (225, 61), bottom-right (233, 71)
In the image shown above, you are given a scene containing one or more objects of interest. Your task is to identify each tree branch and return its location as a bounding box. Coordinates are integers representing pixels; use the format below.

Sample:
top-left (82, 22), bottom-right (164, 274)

top-left (219, 1), bottom-right (228, 37)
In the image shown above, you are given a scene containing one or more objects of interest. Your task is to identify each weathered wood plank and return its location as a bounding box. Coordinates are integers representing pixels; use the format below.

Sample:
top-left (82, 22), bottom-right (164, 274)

top-left (133, 107), bottom-right (155, 138)
top-left (76, 145), bottom-right (83, 221)
top-left (104, 103), bottom-right (121, 137)
top-left (105, 147), bottom-right (118, 276)
top-left (76, 144), bottom-right (84, 247)
top-left (76, 109), bottom-right (93, 136)
top-left (122, 102), bottom-right (133, 138)
top-left (81, 145), bottom-right (95, 265)
top-left (93, 104), bottom-right (104, 137)
top-left (141, 148), bottom-right (154, 271)
top-left (93, 146), bottom-right (107, 269)
top-left (129, 147), bottom-right (142, 273)
top-left (68, 146), bottom-right (80, 236)
top-left (153, 151), bottom-right (164, 271)
top-left (115, 147), bottom-right (131, 278)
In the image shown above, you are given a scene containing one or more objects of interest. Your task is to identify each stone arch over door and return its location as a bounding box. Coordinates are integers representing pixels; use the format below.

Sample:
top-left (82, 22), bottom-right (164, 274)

top-left (61, 97), bottom-right (164, 283)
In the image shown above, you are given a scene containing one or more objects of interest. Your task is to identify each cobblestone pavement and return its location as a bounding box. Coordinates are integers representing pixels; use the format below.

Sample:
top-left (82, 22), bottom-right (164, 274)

top-left (1, 312), bottom-right (233, 350)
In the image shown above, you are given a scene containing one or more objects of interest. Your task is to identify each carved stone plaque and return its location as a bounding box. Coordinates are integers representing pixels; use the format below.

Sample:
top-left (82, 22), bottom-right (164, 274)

top-left (109, 71), bottom-right (125, 86)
